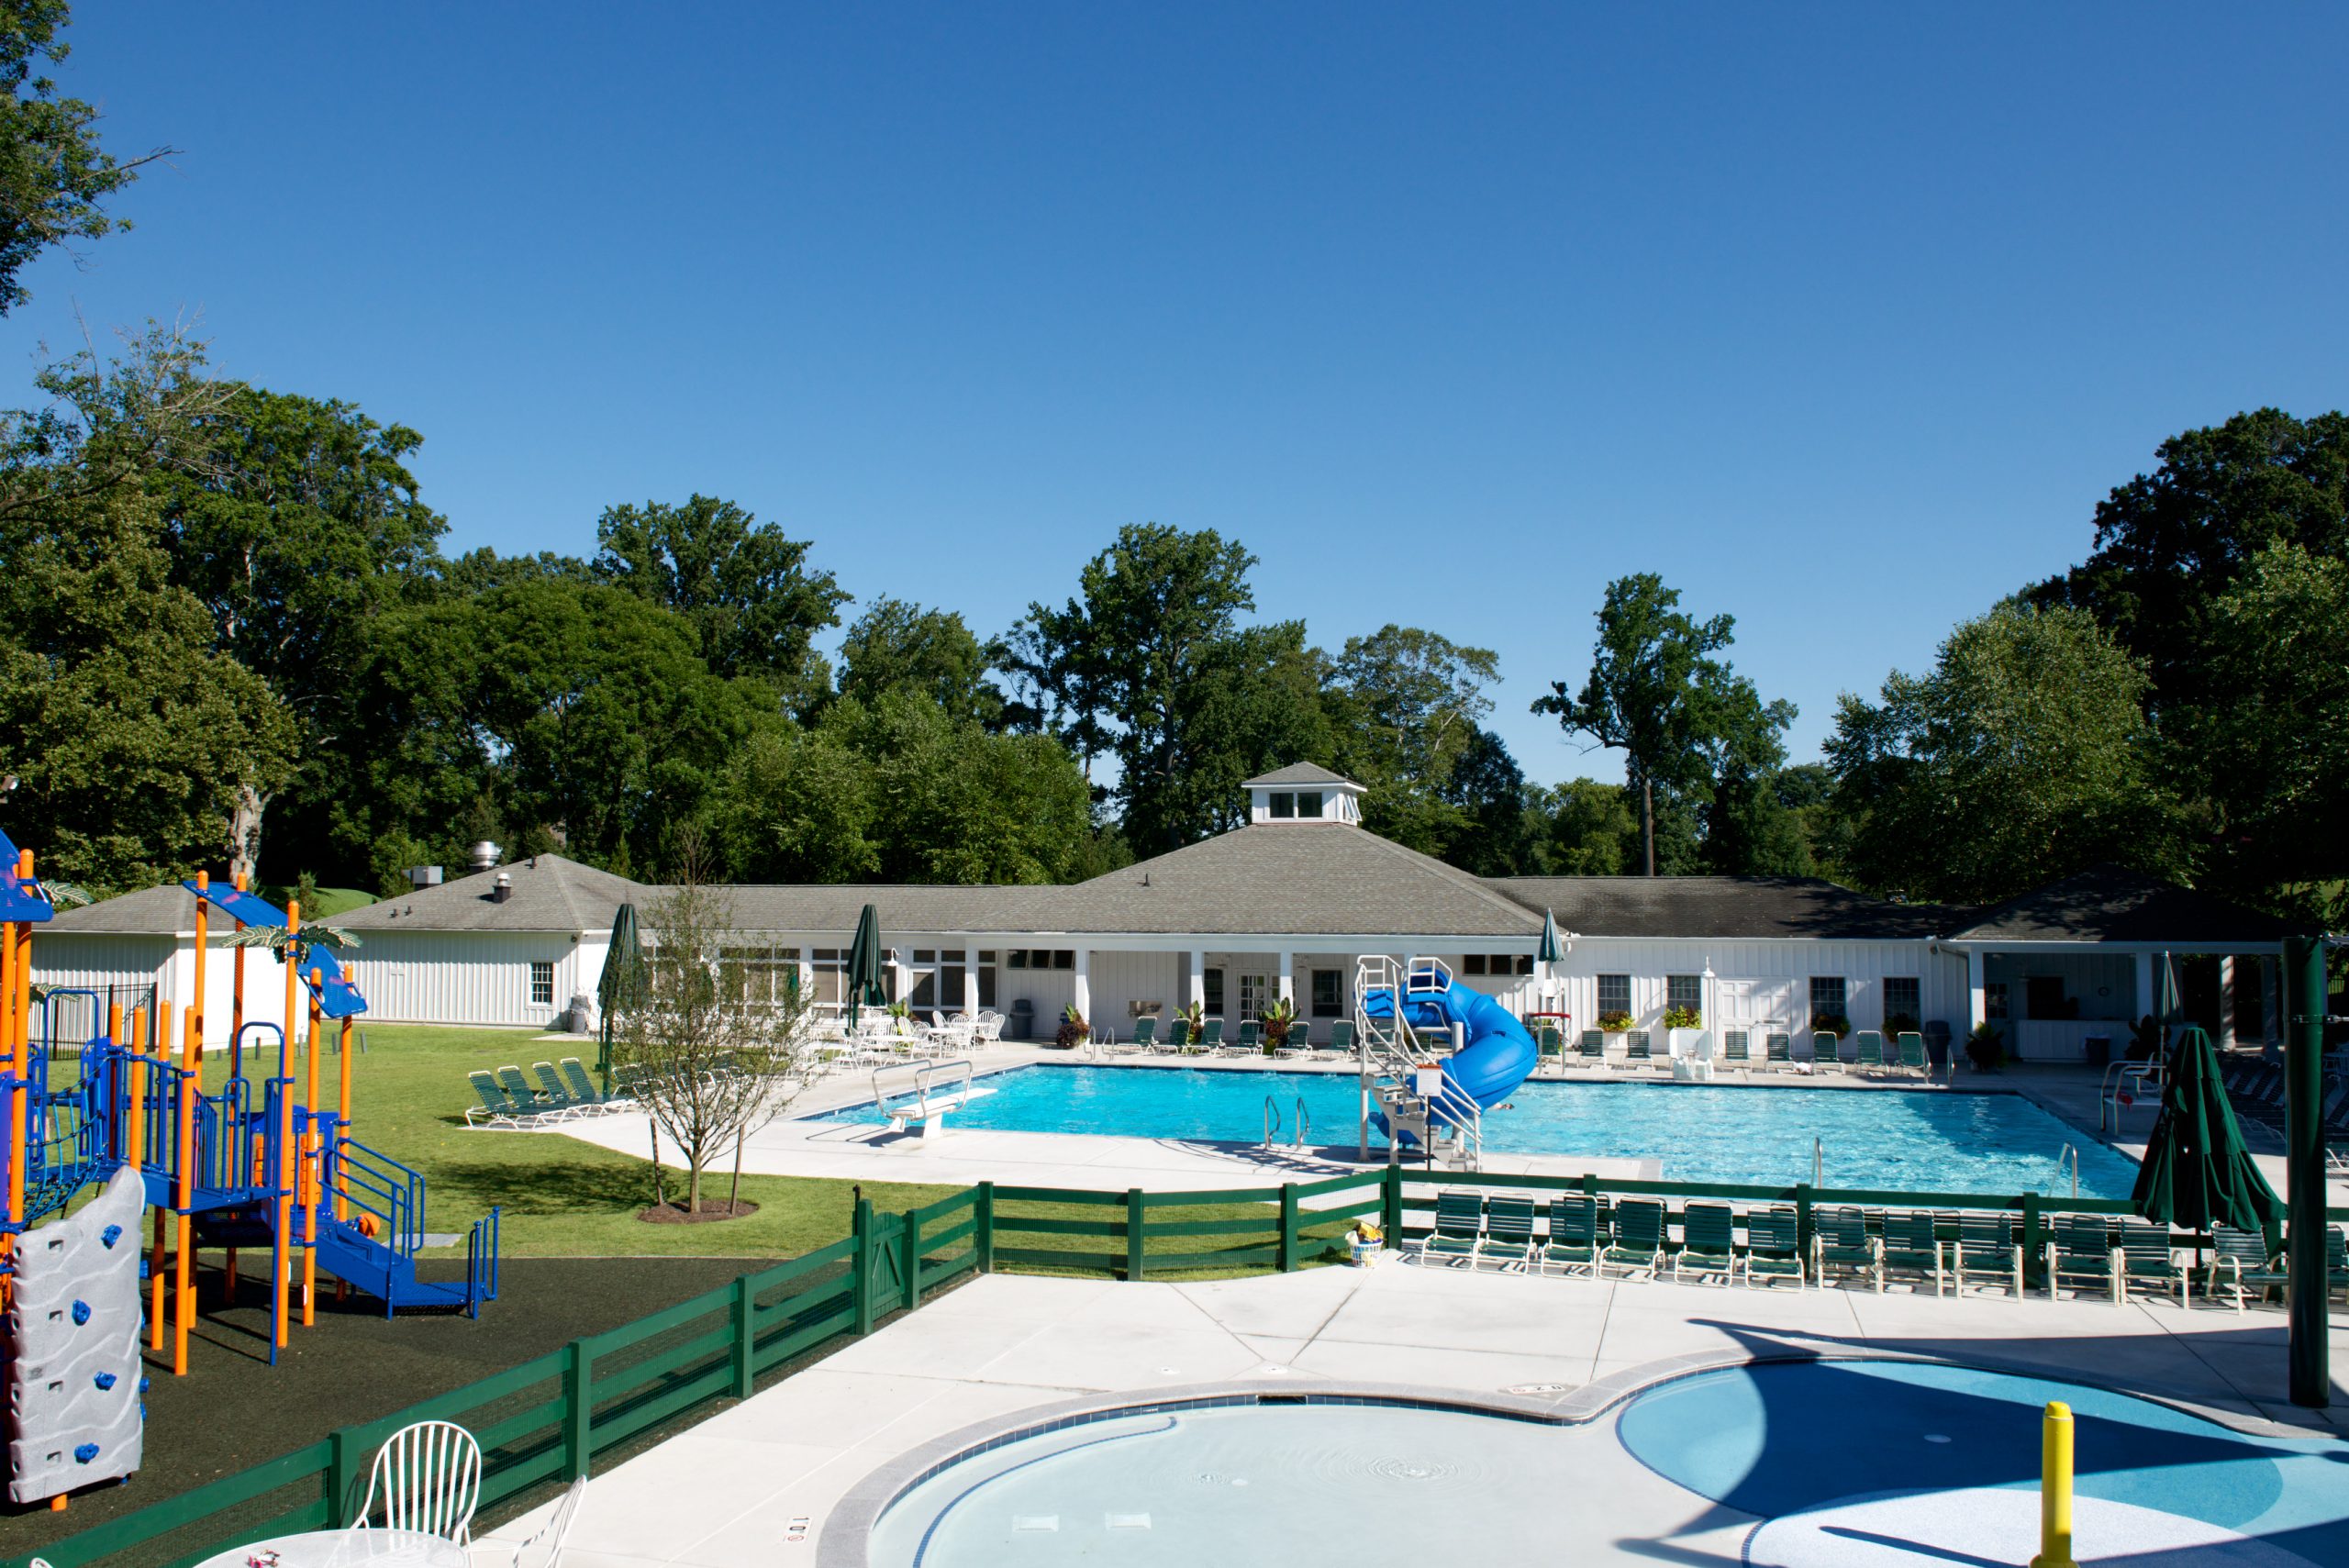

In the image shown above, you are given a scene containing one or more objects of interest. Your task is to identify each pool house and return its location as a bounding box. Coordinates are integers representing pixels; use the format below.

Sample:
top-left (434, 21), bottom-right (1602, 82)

top-left (37, 765), bottom-right (2292, 1059)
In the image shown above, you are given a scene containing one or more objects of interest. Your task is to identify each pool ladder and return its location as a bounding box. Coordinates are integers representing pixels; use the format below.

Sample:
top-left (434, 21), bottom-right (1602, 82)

top-left (1263, 1095), bottom-right (1313, 1151)
top-left (1264, 1095), bottom-right (1281, 1148)
top-left (2055, 1142), bottom-right (2080, 1200)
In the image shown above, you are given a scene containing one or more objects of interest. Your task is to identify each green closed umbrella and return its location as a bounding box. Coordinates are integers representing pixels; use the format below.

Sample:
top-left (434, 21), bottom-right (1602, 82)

top-left (596, 902), bottom-right (647, 1092)
top-left (1538, 909), bottom-right (1564, 966)
top-left (2132, 1024), bottom-right (2282, 1242)
top-left (846, 903), bottom-right (888, 1028)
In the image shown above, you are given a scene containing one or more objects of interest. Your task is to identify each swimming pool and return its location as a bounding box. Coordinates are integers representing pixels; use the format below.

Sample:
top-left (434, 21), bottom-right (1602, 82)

top-left (866, 1400), bottom-right (1575, 1566)
top-left (1619, 1359), bottom-right (2349, 1563)
top-left (812, 1064), bottom-right (2139, 1195)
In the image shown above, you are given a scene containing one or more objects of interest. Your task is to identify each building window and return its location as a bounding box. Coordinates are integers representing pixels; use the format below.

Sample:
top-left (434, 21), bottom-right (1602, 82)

top-left (1883, 976), bottom-right (1920, 1028)
top-left (1311, 969), bottom-right (1342, 1019)
top-left (1809, 975), bottom-right (1847, 1026)
top-left (1269, 791), bottom-right (1296, 818)
top-left (907, 949), bottom-right (939, 1012)
top-left (976, 951), bottom-right (997, 1008)
top-left (1205, 967), bottom-right (1225, 1016)
top-left (529, 961), bottom-right (554, 1007)
top-left (1597, 973), bottom-right (1631, 1020)
top-left (1666, 974), bottom-right (1702, 1019)
top-left (1296, 791), bottom-right (1323, 818)
top-left (721, 944), bottom-right (801, 1005)
top-left (810, 948), bottom-right (845, 1006)
top-left (1007, 950), bottom-right (1029, 970)
top-left (1510, 954), bottom-right (1532, 976)
top-left (1464, 954), bottom-right (1486, 976)
top-left (1986, 981), bottom-right (2009, 1020)
top-left (1052, 950), bottom-right (1074, 971)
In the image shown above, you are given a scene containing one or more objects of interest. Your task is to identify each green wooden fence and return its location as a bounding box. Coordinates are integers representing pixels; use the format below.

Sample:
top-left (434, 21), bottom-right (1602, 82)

top-left (23, 1167), bottom-right (2344, 1568)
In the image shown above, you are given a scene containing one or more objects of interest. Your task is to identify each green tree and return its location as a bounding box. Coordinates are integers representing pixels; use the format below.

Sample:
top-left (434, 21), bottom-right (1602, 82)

top-left (1826, 599), bottom-right (2176, 904)
top-left (1534, 573), bottom-right (1791, 875)
top-left (836, 596), bottom-right (1004, 726)
top-left (1322, 625), bottom-right (1505, 859)
top-left (594, 495), bottom-right (847, 708)
top-left (2171, 544), bottom-right (2349, 916)
top-left (0, 1), bottom-right (170, 312)
top-left (2032, 408), bottom-right (2349, 710)
top-left (1529, 778), bottom-right (1638, 875)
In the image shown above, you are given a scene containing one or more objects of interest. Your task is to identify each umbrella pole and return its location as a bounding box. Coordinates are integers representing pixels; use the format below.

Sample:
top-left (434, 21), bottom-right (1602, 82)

top-left (2283, 937), bottom-right (2330, 1409)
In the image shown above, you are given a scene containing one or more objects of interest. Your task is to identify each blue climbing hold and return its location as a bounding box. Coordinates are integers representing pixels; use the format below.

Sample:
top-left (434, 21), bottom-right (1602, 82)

top-left (102, 1223), bottom-right (122, 1248)
top-left (71, 1299), bottom-right (91, 1325)
top-left (139, 1375), bottom-right (150, 1393)
top-left (74, 1442), bottom-right (98, 1463)
top-left (95, 1372), bottom-right (117, 1391)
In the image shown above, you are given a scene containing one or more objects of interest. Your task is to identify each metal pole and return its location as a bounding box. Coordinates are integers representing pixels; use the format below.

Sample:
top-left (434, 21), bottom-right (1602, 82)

top-left (2284, 936), bottom-right (2330, 1408)
top-left (2030, 1401), bottom-right (2075, 1568)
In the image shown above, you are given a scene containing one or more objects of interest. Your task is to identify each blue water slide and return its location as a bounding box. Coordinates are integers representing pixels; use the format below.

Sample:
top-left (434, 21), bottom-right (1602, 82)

top-left (1364, 970), bottom-right (1538, 1140)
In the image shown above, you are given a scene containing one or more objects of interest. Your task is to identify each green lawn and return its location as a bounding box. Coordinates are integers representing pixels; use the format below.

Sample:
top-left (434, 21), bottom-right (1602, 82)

top-left (342, 1023), bottom-right (961, 1257)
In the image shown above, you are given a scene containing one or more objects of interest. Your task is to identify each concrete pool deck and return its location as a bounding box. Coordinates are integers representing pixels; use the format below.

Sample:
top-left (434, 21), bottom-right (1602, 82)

top-left (472, 1257), bottom-right (2349, 1568)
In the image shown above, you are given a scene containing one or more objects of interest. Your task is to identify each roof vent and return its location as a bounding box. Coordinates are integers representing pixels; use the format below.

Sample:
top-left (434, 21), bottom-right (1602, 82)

top-left (492, 872), bottom-right (513, 905)
top-left (407, 865), bottom-right (444, 888)
top-left (469, 840), bottom-right (501, 871)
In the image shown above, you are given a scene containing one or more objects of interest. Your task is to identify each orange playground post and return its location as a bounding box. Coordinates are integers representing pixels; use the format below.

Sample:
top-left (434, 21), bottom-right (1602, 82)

top-left (302, 973), bottom-right (323, 1327)
top-left (173, 1008), bottom-right (195, 1375)
top-left (279, 899), bottom-right (299, 1340)
top-left (149, 1001), bottom-right (170, 1351)
top-left (337, 1016), bottom-right (354, 1219)
top-left (1, 894), bottom-right (16, 1298)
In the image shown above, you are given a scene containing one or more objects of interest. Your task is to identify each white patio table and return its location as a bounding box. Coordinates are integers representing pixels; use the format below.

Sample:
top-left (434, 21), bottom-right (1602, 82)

top-left (193, 1527), bottom-right (467, 1568)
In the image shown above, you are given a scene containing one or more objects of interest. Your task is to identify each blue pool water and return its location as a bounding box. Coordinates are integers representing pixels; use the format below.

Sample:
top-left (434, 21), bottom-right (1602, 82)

top-left (812, 1064), bottom-right (2139, 1195)
top-left (1618, 1359), bottom-right (2349, 1562)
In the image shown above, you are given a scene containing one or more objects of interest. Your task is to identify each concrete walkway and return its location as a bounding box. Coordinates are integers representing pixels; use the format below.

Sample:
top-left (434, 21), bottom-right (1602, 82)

top-left (473, 1259), bottom-right (2349, 1568)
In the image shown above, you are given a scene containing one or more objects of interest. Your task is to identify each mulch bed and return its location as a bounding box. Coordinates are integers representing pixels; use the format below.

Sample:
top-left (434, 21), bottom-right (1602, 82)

top-left (638, 1199), bottom-right (762, 1224)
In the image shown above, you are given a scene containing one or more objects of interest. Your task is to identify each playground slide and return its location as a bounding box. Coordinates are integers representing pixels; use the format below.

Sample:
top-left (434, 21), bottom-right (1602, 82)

top-left (1364, 971), bottom-right (1539, 1139)
top-left (179, 882), bottom-right (369, 1018)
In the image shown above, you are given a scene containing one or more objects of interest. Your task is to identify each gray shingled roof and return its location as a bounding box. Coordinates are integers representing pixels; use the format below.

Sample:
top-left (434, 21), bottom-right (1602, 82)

top-left (337, 855), bottom-right (648, 934)
top-left (1241, 762), bottom-right (1356, 788)
top-left (1947, 865), bottom-right (2301, 945)
top-left (1482, 876), bottom-right (1953, 940)
top-left (42, 884), bottom-right (204, 936)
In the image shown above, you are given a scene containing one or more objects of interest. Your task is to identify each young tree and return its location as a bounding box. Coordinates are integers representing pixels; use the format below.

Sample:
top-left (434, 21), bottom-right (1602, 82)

top-left (0, 1), bottom-right (173, 312)
top-left (1826, 600), bottom-right (2177, 904)
top-left (1534, 574), bottom-right (1790, 875)
top-left (615, 879), bottom-right (815, 1217)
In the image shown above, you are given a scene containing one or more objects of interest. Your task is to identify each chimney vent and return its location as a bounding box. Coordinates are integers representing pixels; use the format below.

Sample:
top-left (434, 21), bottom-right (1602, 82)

top-left (492, 872), bottom-right (513, 905)
top-left (469, 840), bottom-right (501, 872)
top-left (407, 865), bottom-right (444, 888)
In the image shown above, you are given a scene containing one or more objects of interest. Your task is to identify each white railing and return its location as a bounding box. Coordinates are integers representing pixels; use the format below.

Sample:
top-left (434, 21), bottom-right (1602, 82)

top-left (869, 1058), bottom-right (979, 1137)
top-left (1353, 954), bottom-right (1483, 1171)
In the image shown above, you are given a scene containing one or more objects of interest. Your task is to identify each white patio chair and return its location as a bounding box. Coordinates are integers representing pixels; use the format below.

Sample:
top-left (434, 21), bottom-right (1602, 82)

top-left (974, 1010), bottom-right (1005, 1043)
top-left (507, 1474), bottom-right (588, 1566)
top-left (354, 1418), bottom-right (483, 1543)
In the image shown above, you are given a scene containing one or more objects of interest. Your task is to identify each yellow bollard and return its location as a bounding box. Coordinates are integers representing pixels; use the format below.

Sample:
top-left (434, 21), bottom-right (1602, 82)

top-left (2031, 1400), bottom-right (2076, 1568)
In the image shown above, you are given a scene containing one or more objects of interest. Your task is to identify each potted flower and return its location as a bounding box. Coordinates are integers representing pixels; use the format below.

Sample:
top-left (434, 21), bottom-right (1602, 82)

top-left (1661, 1002), bottom-right (1704, 1061)
top-left (1596, 1009), bottom-right (1633, 1038)
top-left (1055, 1005), bottom-right (1090, 1050)
top-left (1261, 997), bottom-right (1297, 1055)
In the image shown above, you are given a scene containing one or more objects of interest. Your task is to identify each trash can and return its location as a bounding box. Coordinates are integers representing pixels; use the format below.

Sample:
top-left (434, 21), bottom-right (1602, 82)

top-left (1922, 1019), bottom-right (1953, 1073)
top-left (2083, 1033), bottom-right (2112, 1068)
top-left (1007, 997), bottom-right (1035, 1041)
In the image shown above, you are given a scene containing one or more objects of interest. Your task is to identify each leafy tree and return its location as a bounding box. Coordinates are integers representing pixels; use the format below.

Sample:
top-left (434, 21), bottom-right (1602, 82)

top-left (0, 487), bottom-right (295, 892)
top-left (149, 384), bottom-right (449, 877)
top-left (2170, 544), bottom-right (2349, 916)
top-left (1322, 625), bottom-right (1504, 859)
top-left (441, 545), bottom-right (593, 594)
top-left (1826, 599), bottom-right (2176, 903)
top-left (1529, 779), bottom-right (1638, 875)
top-left (0, 1), bottom-right (171, 312)
top-left (1009, 523), bottom-right (1325, 851)
top-left (1534, 573), bottom-right (1791, 875)
top-left (2032, 408), bottom-right (2349, 710)
top-left (594, 495), bottom-right (847, 708)
top-left (1436, 728), bottom-right (1536, 875)
top-left (837, 596), bottom-right (1003, 726)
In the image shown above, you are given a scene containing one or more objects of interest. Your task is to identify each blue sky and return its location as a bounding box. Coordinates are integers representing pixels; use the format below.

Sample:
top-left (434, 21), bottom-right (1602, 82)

top-left (17, 6), bottom-right (2347, 785)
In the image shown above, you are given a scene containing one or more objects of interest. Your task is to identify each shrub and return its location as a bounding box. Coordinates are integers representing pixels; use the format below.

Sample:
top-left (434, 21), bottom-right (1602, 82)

top-left (1597, 1010), bottom-right (1634, 1033)
top-left (1056, 1004), bottom-right (1090, 1048)
top-left (1261, 997), bottom-right (1297, 1052)
top-left (1884, 1011), bottom-right (1920, 1039)
top-left (1661, 1005), bottom-right (1703, 1030)
top-left (1810, 1012), bottom-right (1851, 1039)
top-left (1965, 1020), bottom-right (2004, 1073)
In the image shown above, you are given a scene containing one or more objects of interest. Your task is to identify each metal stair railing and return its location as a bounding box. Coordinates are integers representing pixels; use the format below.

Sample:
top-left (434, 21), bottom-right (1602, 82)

top-left (1352, 955), bottom-right (1484, 1171)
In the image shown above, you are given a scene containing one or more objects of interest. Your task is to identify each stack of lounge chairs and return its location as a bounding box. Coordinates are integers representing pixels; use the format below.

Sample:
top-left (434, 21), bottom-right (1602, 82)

top-left (466, 1057), bottom-right (639, 1129)
top-left (2219, 1056), bottom-right (2349, 1167)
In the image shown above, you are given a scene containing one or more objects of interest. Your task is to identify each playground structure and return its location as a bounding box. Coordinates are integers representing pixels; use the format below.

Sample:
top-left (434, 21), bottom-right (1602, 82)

top-left (1, 830), bottom-right (501, 1509)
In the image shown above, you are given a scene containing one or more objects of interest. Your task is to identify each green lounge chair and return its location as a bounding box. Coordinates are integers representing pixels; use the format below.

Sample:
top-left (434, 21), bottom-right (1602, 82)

top-left (1197, 1018), bottom-right (1226, 1054)
top-left (1812, 1206), bottom-right (1882, 1290)
top-left (1315, 1019), bottom-right (1355, 1056)
top-left (1854, 1030), bottom-right (1886, 1071)
top-left (1478, 1195), bottom-right (1539, 1270)
top-left (2044, 1214), bottom-right (2121, 1306)
top-left (1675, 1201), bottom-right (1740, 1285)
top-left (464, 1070), bottom-right (529, 1129)
top-left (2206, 1225), bottom-right (2286, 1311)
top-left (2117, 1218), bottom-right (2188, 1307)
top-left (1419, 1191), bottom-right (1484, 1266)
top-left (1879, 1209), bottom-right (1944, 1296)
top-left (1164, 1018), bottom-right (1194, 1054)
top-left (1810, 1032), bottom-right (1842, 1073)
top-left (1765, 1032), bottom-right (1793, 1067)
top-left (559, 1055), bottom-right (636, 1111)
top-left (1577, 1029), bottom-right (1606, 1063)
top-left (1542, 1195), bottom-right (1603, 1276)
top-left (1603, 1198), bottom-right (1666, 1277)
top-left (496, 1064), bottom-right (566, 1119)
top-left (531, 1061), bottom-right (589, 1115)
top-left (1896, 1031), bottom-right (1928, 1073)
top-left (1234, 1019), bottom-right (1264, 1055)
top-left (1744, 1206), bottom-right (1805, 1287)
top-left (1536, 1027), bottom-right (1564, 1073)
top-left (1721, 1029), bottom-right (1749, 1067)
top-left (1128, 1016), bottom-right (1160, 1052)
top-left (1952, 1210), bottom-right (2023, 1297)
top-left (1619, 1030), bottom-right (1653, 1070)
top-left (2329, 1226), bottom-right (2349, 1302)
